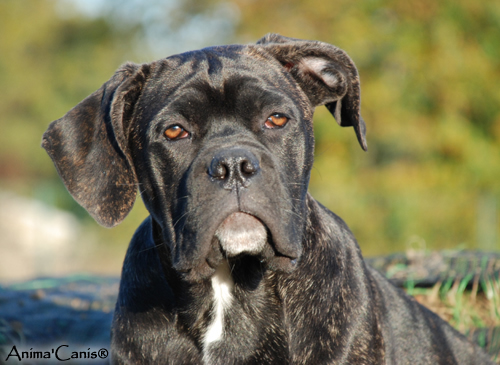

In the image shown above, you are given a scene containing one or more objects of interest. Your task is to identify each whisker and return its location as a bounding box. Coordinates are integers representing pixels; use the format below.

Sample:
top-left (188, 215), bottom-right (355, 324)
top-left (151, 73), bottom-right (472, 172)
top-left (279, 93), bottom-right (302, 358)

top-left (137, 243), bottom-right (162, 254)
top-left (131, 237), bottom-right (169, 254)
top-left (281, 208), bottom-right (305, 221)
top-left (273, 197), bottom-right (304, 205)
top-left (229, 259), bottom-right (236, 275)
top-left (172, 210), bottom-right (192, 229)
top-left (277, 197), bottom-right (303, 202)
top-left (311, 165), bottom-right (323, 179)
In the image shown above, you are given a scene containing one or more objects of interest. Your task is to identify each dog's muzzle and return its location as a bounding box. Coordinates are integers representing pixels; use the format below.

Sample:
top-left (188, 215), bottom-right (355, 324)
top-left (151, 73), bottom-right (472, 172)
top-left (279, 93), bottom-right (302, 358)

top-left (209, 148), bottom-right (268, 257)
top-left (171, 144), bottom-right (303, 280)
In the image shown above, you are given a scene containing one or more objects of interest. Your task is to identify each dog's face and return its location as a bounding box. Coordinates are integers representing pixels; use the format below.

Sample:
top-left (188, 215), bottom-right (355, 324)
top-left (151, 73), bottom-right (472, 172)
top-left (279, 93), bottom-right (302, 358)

top-left (130, 47), bottom-right (316, 279)
top-left (42, 34), bottom-right (367, 281)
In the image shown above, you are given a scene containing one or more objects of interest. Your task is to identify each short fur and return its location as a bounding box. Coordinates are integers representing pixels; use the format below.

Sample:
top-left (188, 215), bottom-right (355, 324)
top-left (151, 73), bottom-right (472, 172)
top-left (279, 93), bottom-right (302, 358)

top-left (43, 34), bottom-right (493, 364)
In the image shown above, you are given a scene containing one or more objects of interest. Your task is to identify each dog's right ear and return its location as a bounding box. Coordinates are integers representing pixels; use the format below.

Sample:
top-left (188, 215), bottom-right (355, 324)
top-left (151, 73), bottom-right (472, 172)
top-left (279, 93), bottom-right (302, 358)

top-left (42, 63), bottom-right (150, 227)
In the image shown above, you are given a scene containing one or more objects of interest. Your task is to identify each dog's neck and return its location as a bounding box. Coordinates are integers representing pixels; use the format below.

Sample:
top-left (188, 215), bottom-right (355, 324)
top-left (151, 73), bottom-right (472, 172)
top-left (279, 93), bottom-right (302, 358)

top-left (152, 217), bottom-right (289, 361)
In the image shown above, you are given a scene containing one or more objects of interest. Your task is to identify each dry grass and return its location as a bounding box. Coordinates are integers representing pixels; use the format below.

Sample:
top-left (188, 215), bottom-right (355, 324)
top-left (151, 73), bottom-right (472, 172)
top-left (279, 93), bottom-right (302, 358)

top-left (407, 276), bottom-right (500, 363)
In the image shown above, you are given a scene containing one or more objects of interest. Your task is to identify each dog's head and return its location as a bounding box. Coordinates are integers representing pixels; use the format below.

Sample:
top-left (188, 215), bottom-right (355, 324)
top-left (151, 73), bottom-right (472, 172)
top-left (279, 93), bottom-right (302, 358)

top-left (42, 34), bottom-right (366, 281)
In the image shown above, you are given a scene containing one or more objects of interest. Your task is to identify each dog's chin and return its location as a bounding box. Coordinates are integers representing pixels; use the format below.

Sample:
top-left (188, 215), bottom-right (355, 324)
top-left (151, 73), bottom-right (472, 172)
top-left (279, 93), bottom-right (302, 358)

top-left (176, 212), bottom-right (300, 282)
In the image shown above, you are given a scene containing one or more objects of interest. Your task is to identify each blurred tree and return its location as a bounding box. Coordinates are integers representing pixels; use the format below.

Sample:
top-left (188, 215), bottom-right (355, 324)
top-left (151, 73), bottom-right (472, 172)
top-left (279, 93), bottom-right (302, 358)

top-left (63, 0), bottom-right (239, 57)
top-left (0, 0), bottom-right (133, 181)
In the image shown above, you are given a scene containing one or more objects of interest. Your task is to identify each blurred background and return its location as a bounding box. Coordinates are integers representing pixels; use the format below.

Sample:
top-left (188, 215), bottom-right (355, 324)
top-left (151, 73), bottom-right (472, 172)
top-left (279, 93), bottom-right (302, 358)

top-left (0, 0), bottom-right (499, 282)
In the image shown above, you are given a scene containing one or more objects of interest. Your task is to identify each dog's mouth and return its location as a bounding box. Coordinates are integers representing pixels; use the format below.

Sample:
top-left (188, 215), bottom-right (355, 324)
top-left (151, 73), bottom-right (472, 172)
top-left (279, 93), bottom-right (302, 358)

top-left (208, 212), bottom-right (276, 288)
top-left (209, 211), bottom-right (300, 271)
top-left (173, 208), bottom-right (302, 282)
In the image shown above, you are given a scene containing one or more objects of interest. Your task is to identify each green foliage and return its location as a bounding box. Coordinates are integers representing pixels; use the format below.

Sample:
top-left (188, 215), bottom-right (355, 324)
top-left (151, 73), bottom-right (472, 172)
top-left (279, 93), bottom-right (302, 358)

top-left (1, 0), bottom-right (499, 254)
top-left (0, 0), bottom-right (135, 178)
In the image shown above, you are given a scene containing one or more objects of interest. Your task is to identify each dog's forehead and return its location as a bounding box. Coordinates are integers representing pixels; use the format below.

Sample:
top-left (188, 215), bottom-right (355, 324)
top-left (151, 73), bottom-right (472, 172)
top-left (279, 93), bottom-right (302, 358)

top-left (163, 45), bottom-right (277, 78)
top-left (148, 45), bottom-right (289, 94)
top-left (139, 45), bottom-right (303, 121)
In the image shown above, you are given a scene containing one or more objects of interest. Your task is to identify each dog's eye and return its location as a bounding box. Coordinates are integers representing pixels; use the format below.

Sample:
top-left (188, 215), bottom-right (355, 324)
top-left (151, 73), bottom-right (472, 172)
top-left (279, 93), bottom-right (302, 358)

top-left (265, 113), bottom-right (289, 129)
top-left (165, 125), bottom-right (189, 140)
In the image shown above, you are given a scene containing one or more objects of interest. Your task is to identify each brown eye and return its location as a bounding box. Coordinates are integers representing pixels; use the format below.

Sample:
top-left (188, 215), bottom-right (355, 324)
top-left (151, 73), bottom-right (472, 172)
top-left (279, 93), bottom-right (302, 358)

top-left (165, 125), bottom-right (189, 140)
top-left (265, 113), bottom-right (289, 129)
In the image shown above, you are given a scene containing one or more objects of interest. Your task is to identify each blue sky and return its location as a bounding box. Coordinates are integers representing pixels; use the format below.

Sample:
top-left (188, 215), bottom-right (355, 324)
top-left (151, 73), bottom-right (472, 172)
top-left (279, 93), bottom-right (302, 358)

top-left (59, 0), bottom-right (240, 57)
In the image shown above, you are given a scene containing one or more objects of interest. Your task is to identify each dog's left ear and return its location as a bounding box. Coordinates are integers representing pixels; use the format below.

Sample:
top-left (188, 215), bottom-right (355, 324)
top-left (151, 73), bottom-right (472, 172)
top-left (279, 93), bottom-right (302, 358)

top-left (257, 33), bottom-right (367, 151)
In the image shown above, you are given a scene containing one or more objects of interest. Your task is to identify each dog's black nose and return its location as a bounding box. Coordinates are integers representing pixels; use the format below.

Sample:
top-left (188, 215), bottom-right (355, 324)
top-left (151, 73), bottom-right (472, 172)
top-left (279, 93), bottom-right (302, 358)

top-left (208, 148), bottom-right (260, 189)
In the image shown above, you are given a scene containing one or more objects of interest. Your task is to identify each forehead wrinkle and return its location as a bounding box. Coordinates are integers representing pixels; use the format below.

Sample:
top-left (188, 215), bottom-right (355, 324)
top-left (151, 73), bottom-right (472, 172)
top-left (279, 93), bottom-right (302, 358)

top-left (203, 50), bottom-right (225, 92)
top-left (154, 72), bottom-right (300, 131)
top-left (144, 48), bottom-right (309, 125)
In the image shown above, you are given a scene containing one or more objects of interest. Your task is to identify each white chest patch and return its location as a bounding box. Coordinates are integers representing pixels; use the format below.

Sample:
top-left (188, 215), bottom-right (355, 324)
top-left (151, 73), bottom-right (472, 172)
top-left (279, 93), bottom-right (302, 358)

top-left (203, 261), bottom-right (234, 351)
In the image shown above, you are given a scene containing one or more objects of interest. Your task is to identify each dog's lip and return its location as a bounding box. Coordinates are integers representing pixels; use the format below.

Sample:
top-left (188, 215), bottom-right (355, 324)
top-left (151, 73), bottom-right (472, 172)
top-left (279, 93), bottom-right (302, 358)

top-left (188, 211), bottom-right (269, 273)
top-left (212, 211), bottom-right (300, 264)
top-left (217, 212), bottom-right (265, 233)
top-left (214, 210), bottom-right (266, 235)
top-left (214, 211), bottom-right (268, 257)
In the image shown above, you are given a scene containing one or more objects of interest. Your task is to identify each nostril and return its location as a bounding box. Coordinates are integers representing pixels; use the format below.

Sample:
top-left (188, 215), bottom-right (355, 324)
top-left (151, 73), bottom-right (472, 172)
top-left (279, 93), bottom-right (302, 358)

top-left (241, 159), bottom-right (257, 176)
top-left (209, 159), bottom-right (229, 180)
top-left (214, 164), bottom-right (228, 179)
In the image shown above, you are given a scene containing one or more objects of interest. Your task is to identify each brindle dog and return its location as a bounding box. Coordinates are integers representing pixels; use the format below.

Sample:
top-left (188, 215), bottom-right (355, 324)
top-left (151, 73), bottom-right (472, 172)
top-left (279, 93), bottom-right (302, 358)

top-left (43, 34), bottom-right (493, 364)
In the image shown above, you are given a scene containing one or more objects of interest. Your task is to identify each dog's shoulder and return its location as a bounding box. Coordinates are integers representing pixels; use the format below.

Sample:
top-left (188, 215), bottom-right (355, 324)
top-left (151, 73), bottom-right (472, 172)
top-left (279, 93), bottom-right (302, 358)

top-left (112, 217), bottom-right (204, 363)
top-left (308, 198), bottom-right (494, 364)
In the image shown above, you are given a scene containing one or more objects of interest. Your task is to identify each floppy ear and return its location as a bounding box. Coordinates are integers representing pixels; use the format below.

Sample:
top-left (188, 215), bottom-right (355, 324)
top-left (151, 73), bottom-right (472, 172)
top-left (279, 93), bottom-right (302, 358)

top-left (42, 62), bottom-right (150, 227)
top-left (257, 33), bottom-right (367, 151)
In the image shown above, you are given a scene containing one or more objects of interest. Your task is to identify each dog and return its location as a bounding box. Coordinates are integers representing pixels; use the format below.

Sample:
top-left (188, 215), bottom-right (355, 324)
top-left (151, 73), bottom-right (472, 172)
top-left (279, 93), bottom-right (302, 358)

top-left (42, 34), bottom-right (494, 364)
